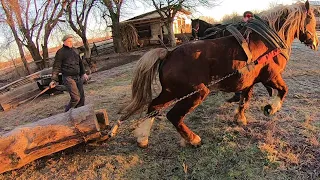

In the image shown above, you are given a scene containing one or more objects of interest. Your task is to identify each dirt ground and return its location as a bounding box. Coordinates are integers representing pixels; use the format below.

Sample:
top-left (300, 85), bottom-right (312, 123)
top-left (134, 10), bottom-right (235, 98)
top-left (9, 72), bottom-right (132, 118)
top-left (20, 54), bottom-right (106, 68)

top-left (0, 40), bottom-right (319, 179)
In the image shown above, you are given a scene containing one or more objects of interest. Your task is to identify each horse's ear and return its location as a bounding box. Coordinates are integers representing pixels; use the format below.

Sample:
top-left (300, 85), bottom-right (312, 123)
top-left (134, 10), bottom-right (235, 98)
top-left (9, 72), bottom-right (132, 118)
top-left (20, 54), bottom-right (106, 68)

top-left (305, 0), bottom-right (310, 13)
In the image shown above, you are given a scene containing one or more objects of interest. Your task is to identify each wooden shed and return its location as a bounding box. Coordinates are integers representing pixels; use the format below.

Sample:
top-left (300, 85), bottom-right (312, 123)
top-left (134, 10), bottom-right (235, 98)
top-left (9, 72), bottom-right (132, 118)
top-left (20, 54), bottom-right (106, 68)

top-left (122, 8), bottom-right (192, 45)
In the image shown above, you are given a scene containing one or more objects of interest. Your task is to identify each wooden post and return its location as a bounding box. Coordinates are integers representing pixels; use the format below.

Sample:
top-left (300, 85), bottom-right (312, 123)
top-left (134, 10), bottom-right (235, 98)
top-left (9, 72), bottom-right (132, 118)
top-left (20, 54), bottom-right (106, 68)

top-left (0, 104), bottom-right (109, 174)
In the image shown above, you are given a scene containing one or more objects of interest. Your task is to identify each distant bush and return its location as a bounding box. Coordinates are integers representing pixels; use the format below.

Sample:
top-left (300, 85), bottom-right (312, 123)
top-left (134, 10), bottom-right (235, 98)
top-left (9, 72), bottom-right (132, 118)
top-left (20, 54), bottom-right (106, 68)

top-left (221, 10), bottom-right (262, 24)
top-left (221, 12), bottom-right (242, 24)
top-left (199, 16), bottom-right (217, 24)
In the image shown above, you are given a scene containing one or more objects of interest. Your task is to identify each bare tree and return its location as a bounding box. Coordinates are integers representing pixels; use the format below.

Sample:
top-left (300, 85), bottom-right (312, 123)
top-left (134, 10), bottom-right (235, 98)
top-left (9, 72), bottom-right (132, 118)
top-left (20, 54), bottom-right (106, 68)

top-left (0, 0), bottom-right (31, 74)
top-left (66, 0), bottom-right (96, 60)
top-left (96, 0), bottom-right (112, 35)
top-left (221, 12), bottom-right (241, 24)
top-left (0, 0), bottom-right (67, 70)
top-left (146, 0), bottom-right (220, 47)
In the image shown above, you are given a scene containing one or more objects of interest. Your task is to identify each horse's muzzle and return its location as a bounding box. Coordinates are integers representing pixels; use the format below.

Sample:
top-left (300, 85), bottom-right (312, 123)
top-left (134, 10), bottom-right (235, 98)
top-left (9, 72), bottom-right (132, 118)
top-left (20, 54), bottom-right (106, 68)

top-left (304, 38), bottom-right (318, 51)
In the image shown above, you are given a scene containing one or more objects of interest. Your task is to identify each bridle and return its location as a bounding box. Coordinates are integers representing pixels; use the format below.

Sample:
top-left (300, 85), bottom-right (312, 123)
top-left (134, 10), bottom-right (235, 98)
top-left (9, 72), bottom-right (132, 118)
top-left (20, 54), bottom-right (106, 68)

top-left (302, 11), bottom-right (316, 45)
top-left (192, 26), bottom-right (199, 33)
top-left (192, 20), bottom-right (200, 39)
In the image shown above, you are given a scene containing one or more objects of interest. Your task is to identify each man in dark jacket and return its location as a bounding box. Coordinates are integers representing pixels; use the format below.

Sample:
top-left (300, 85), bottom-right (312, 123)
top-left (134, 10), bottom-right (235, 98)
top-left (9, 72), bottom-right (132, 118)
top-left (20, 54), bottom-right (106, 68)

top-left (49, 34), bottom-right (89, 112)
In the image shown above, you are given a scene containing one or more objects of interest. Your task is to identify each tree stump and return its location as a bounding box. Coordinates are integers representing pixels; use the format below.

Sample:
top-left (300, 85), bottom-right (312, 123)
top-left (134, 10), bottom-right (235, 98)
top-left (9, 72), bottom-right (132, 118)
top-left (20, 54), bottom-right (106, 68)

top-left (0, 104), bottom-right (109, 174)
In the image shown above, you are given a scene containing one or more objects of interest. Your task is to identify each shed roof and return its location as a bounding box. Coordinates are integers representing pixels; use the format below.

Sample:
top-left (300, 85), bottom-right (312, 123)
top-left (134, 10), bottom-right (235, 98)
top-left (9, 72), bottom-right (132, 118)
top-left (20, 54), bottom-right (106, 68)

top-left (123, 7), bottom-right (191, 24)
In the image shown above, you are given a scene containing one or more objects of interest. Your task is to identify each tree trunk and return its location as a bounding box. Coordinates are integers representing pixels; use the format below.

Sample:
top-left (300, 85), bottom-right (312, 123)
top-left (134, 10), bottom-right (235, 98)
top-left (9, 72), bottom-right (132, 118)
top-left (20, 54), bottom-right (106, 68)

top-left (112, 22), bottom-right (126, 53)
top-left (11, 28), bottom-right (31, 75)
top-left (0, 104), bottom-right (110, 174)
top-left (82, 35), bottom-right (91, 59)
top-left (165, 21), bottom-right (176, 47)
top-left (42, 37), bottom-right (49, 68)
top-left (81, 35), bottom-right (97, 74)
top-left (26, 42), bottom-right (44, 70)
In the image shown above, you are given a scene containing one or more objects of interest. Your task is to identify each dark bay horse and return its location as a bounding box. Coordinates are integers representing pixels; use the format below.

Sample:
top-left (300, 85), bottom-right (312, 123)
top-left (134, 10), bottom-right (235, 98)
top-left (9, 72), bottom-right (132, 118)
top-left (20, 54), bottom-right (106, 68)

top-left (121, 1), bottom-right (318, 148)
top-left (191, 19), bottom-right (226, 39)
top-left (191, 19), bottom-right (230, 39)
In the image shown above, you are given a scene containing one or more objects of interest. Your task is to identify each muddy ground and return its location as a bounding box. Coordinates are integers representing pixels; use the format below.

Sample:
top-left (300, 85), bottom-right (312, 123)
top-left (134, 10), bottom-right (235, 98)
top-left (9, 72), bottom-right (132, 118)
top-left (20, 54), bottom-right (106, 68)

top-left (0, 41), bottom-right (319, 179)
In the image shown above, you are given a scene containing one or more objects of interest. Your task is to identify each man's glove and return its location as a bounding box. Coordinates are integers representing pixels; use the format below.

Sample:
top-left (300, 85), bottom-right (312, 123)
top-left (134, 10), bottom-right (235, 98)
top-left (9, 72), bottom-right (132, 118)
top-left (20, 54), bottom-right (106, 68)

top-left (49, 80), bottom-right (57, 88)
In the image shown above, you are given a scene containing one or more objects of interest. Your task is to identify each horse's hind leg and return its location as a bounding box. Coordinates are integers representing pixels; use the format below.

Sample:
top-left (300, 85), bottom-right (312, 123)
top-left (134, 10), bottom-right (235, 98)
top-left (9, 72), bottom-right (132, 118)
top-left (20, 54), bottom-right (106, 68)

top-left (166, 83), bottom-right (210, 146)
top-left (234, 85), bottom-right (254, 125)
top-left (263, 75), bottom-right (288, 116)
top-left (134, 89), bottom-right (174, 148)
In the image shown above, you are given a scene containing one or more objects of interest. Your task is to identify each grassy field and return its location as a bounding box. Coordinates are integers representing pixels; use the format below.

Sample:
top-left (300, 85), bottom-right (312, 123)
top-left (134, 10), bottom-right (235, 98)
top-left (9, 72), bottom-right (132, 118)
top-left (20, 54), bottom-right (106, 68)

top-left (0, 41), bottom-right (319, 179)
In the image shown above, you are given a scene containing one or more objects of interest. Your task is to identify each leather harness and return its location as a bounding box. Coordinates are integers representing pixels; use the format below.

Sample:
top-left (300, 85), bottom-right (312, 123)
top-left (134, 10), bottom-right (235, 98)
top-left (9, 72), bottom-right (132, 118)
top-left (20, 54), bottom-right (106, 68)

top-left (200, 16), bottom-right (290, 71)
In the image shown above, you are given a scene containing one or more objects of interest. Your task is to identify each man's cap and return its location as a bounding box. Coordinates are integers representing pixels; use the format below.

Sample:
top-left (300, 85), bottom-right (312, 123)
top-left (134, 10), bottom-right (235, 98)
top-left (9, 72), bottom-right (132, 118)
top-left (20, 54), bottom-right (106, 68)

top-left (243, 11), bottom-right (253, 17)
top-left (62, 34), bottom-right (74, 41)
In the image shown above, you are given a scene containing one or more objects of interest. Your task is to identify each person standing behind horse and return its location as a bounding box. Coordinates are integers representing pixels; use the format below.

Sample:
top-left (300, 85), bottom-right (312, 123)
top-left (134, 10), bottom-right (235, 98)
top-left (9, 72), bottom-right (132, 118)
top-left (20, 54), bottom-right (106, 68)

top-left (243, 11), bottom-right (254, 22)
top-left (49, 34), bottom-right (89, 112)
top-left (227, 11), bottom-right (254, 103)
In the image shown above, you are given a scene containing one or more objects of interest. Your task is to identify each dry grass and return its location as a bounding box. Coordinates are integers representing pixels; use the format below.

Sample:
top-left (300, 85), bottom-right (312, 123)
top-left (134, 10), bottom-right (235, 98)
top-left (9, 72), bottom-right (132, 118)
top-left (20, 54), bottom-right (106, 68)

top-left (0, 41), bottom-right (319, 179)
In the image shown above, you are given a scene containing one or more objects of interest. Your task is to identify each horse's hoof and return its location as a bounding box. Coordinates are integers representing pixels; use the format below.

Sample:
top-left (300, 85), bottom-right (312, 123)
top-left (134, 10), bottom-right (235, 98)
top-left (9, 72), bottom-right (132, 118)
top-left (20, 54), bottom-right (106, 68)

top-left (234, 114), bottom-right (247, 125)
top-left (137, 137), bottom-right (149, 148)
top-left (190, 135), bottom-right (202, 147)
top-left (264, 104), bottom-right (272, 116)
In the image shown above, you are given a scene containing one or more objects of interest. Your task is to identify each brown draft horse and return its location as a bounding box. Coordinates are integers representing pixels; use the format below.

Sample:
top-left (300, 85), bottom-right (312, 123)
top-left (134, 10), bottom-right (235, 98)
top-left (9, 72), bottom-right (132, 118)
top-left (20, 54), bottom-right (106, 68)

top-left (120, 1), bottom-right (319, 148)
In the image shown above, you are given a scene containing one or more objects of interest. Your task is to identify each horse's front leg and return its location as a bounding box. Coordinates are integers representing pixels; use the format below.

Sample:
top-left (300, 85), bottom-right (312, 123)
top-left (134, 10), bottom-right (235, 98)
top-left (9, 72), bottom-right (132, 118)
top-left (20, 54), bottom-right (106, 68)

top-left (263, 74), bottom-right (288, 116)
top-left (234, 85), bottom-right (254, 125)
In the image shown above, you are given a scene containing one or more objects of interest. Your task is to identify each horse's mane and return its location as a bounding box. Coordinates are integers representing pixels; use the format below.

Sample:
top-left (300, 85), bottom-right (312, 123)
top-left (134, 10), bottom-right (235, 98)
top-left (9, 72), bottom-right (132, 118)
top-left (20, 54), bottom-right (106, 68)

top-left (260, 3), bottom-right (313, 45)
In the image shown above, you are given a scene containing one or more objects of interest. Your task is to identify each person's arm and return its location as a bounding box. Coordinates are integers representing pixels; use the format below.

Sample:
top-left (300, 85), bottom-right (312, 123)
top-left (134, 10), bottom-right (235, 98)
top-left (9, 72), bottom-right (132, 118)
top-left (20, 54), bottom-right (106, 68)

top-left (78, 54), bottom-right (89, 81)
top-left (79, 56), bottom-right (85, 76)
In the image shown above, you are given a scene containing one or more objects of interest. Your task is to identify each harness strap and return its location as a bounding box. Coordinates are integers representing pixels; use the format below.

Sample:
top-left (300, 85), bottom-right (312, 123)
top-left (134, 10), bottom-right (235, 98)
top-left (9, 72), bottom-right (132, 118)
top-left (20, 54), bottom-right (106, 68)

top-left (254, 48), bottom-right (282, 65)
top-left (226, 25), bottom-right (252, 63)
top-left (237, 48), bottom-right (282, 75)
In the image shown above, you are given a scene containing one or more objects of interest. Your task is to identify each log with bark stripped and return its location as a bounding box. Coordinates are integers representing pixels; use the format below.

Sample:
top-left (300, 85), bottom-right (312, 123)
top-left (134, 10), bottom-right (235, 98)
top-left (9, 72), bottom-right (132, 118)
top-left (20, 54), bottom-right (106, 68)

top-left (0, 104), bottom-right (109, 174)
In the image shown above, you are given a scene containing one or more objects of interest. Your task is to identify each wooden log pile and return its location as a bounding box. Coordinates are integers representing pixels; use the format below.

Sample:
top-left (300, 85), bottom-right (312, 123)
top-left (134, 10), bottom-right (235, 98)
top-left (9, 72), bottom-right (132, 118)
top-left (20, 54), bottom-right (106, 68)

top-left (0, 104), bottom-right (110, 174)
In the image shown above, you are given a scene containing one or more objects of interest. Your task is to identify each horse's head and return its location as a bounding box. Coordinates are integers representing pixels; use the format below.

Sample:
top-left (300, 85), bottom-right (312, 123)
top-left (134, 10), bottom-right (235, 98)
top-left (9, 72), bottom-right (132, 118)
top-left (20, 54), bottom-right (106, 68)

top-left (261, 0), bottom-right (319, 50)
top-left (191, 19), bottom-right (200, 39)
top-left (298, 0), bottom-right (319, 50)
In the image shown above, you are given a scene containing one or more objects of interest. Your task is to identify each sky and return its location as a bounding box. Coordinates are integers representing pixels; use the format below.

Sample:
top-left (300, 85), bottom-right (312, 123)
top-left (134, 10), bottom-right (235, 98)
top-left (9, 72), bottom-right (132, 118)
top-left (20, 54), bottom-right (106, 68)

top-left (195, 0), bottom-right (297, 20)
top-left (129, 0), bottom-right (297, 21)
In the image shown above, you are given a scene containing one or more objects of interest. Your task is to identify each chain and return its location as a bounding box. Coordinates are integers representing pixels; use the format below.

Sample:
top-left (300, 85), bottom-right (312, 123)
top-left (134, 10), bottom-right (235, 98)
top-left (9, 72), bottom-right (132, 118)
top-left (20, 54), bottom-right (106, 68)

top-left (127, 70), bottom-right (238, 123)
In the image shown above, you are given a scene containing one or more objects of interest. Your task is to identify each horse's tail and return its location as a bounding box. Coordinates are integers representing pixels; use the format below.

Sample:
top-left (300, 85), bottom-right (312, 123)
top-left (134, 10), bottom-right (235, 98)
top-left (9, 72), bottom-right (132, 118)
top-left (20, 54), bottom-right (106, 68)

top-left (120, 48), bottom-right (168, 121)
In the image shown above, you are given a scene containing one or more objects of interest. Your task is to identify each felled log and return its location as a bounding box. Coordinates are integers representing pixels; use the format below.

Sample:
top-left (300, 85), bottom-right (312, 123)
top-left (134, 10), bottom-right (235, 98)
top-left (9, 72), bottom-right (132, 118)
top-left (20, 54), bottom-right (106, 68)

top-left (0, 82), bottom-right (40, 111)
top-left (0, 104), bottom-right (109, 174)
